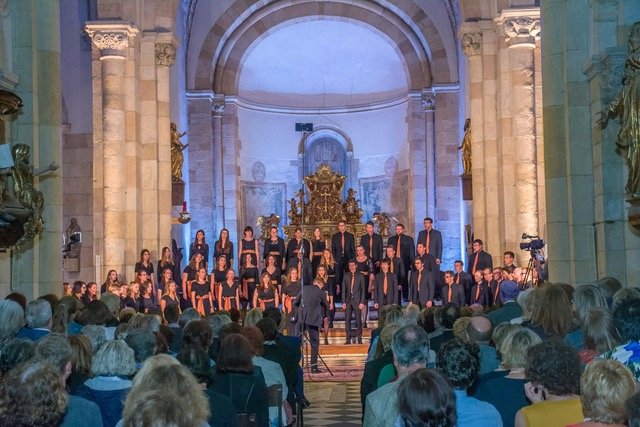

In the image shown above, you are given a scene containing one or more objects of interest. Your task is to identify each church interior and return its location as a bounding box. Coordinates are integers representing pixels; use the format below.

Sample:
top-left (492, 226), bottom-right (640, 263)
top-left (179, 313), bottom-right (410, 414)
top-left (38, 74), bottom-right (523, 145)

top-left (1, 1), bottom-right (640, 426)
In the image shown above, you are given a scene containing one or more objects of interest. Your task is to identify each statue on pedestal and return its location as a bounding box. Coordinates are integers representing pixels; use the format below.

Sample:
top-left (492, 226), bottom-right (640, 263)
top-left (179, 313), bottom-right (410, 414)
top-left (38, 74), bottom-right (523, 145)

top-left (170, 122), bottom-right (188, 181)
top-left (65, 218), bottom-right (82, 259)
top-left (342, 188), bottom-right (363, 224)
top-left (459, 118), bottom-right (472, 176)
top-left (600, 22), bottom-right (640, 198)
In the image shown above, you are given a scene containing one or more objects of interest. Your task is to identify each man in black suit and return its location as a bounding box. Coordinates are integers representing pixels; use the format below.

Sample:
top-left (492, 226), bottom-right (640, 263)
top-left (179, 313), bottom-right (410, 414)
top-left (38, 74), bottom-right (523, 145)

top-left (469, 270), bottom-right (490, 307)
top-left (409, 258), bottom-right (434, 307)
top-left (467, 239), bottom-right (493, 275)
top-left (387, 224), bottom-right (415, 300)
top-left (502, 251), bottom-right (517, 271)
top-left (440, 270), bottom-right (465, 307)
top-left (416, 217), bottom-right (443, 266)
top-left (294, 278), bottom-right (328, 373)
top-left (373, 259), bottom-right (398, 308)
top-left (454, 260), bottom-right (473, 304)
top-left (342, 260), bottom-right (366, 344)
top-left (360, 221), bottom-right (383, 273)
top-left (331, 221), bottom-right (356, 297)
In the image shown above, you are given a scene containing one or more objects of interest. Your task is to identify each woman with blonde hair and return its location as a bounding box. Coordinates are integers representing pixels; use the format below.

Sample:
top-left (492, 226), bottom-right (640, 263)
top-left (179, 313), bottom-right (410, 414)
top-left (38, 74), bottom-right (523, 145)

top-left (316, 264), bottom-right (333, 344)
top-left (192, 267), bottom-right (214, 316)
top-left (183, 252), bottom-right (205, 307)
top-left (282, 267), bottom-right (301, 335)
top-left (244, 308), bottom-right (263, 328)
top-left (122, 354), bottom-right (209, 427)
top-left (160, 279), bottom-right (182, 318)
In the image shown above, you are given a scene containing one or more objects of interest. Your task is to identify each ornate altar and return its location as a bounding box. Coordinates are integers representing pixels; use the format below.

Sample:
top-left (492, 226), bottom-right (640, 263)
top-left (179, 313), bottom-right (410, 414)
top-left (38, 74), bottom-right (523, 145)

top-left (284, 164), bottom-right (365, 241)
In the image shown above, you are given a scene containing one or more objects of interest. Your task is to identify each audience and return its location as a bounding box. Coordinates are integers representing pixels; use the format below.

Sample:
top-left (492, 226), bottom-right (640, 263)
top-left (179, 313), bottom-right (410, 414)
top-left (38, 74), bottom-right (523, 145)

top-left (514, 340), bottom-right (583, 427)
top-left (564, 284), bottom-right (607, 350)
top-left (125, 329), bottom-right (158, 365)
top-left (437, 339), bottom-right (502, 427)
top-left (578, 307), bottom-right (620, 365)
top-left (466, 315), bottom-right (500, 374)
top-left (0, 299), bottom-right (25, 341)
top-left (0, 338), bottom-right (34, 375)
top-left (487, 281), bottom-right (522, 325)
top-left (526, 284), bottom-right (575, 340)
top-left (17, 298), bottom-right (52, 341)
top-left (601, 298), bottom-right (640, 380)
top-left (627, 392), bottom-right (640, 427)
top-left (396, 368), bottom-right (457, 427)
top-left (67, 334), bottom-right (93, 394)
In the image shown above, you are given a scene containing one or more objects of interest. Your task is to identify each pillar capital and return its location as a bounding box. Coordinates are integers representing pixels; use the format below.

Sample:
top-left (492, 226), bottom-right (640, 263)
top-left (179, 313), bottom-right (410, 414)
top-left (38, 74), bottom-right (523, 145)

top-left (421, 90), bottom-right (435, 111)
top-left (155, 43), bottom-right (176, 66)
top-left (496, 9), bottom-right (541, 48)
top-left (213, 96), bottom-right (226, 116)
top-left (461, 32), bottom-right (483, 57)
top-left (85, 22), bottom-right (138, 58)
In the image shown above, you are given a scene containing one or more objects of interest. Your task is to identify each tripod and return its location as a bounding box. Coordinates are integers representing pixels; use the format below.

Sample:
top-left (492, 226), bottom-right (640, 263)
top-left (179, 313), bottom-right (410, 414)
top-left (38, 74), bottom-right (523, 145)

top-left (521, 254), bottom-right (536, 289)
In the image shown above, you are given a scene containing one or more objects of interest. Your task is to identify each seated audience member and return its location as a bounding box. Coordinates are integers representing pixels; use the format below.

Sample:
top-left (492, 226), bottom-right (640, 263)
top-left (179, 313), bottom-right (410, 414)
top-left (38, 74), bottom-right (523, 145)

top-left (79, 300), bottom-right (118, 340)
top-left (437, 339), bottom-right (502, 427)
top-left (475, 328), bottom-right (541, 427)
top-left (114, 323), bottom-right (131, 340)
top-left (567, 359), bottom-right (635, 427)
top-left (514, 340), bottom-right (583, 427)
top-left (453, 317), bottom-right (472, 341)
top-left (0, 299), bottom-right (25, 341)
top-left (490, 323), bottom-right (520, 364)
top-left (487, 281), bottom-right (522, 326)
top-left (0, 338), bottom-right (34, 375)
top-left (510, 287), bottom-right (534, 325)
top-left (578, 307), bottom-right (620, 365)
top-left (209, 334), bottom-right (269, 426)
top-left (360, 322), bottom-right (402, 416)
top-left (67, 335), bottom-right (93, 394)
top-left (164, 303), bottom-right (183, 353)
top-left (5, 291), bottom-right (28, 311)
top-left (367, 305), bottom-right (394, 362)
top-left (122, 354), bottom-right (210, 427)
top-left (99, 293), bottom-right (122, 323)
top-left (125, 329), bottom-right (158, 366)
top-left (243, 326), bottom-right (291, 426)
top-left (364, 324), bottom-right (430, 427)
top-left (117, 307), bottom-right (136, 324)
top-left (627, 392), bottom-right (640, 427)
top-left (177, 345), bottom-right (238, 427)
top-left (59, 295), bottom-right (84, 335)
top-left (429, 304), bottom-right (460, 354)
top-left (75, 339), bottom-right (136, 427)
top-left (183, 319), bottom-right (214, 353)
top-left (396, 368), bottom-right (457, 427)
top-left (0, 362), bottom-right (67, 426)
top-left (611, 286), bottom-right (640, 312)
top-left (207, 313), bottom-right (232, 361)
top-left (34, 333), bottom-right (103, 427)
top-left (17, 298), bottom-right (52, 341)
top-left (466, 315), bottom-right (500, 374)
top-left (81, 324), bottom-right (107, 355)
top-left (601, 298), bottom-right (640, 380)
top-left (595, 276), bottom-right (622, 307)
top-left (244, 308), bottom-right (263, 327)
top-left (526, 283), bottom-right (576, 340)
top-left (179, 307), bottom-right (202, 329)
top-left (564, 284), bottom-right (607, 350)
top-left (256, 317), bottom-right (299, 404)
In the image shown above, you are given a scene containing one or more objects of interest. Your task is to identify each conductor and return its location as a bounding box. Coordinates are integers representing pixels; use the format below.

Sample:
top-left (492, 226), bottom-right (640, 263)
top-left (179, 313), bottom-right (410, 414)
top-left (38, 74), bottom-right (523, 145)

top-left (294, 278), bottom-right (328, 373)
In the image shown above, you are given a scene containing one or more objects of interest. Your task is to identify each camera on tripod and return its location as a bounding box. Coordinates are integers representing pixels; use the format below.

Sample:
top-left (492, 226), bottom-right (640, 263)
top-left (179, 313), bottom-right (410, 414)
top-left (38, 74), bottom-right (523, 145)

top-left (519, 233), bottom-right (545, 263)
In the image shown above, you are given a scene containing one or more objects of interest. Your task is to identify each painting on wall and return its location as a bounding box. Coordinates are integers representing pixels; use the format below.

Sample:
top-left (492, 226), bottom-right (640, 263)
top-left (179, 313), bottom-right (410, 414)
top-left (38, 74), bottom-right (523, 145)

top-left (359, 170), bottom-right (410, 226)
top-left (241, 182), bottom-right (287, 232)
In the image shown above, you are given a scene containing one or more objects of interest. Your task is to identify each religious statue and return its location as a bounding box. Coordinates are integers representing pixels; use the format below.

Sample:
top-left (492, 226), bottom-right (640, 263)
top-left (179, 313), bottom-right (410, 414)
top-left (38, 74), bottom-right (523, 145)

top-left (342, 188), bottom-right (363, 224)
top-left (64, 217), bottom-right (82, 258)
top-left (372, 212), bottom-right (392, 237)
top-left (288, 193), bottom-right (302, 225)
top-left (11, 143), bottom-right (58, 249)
top-left (170, 122), bottom-right (188, 181)
top-left (600, 22), bottom-right (640, 198)
top-left (459, 118), bottom-right (472, 176)
top-left (257, 214), bottom-right (281, 239)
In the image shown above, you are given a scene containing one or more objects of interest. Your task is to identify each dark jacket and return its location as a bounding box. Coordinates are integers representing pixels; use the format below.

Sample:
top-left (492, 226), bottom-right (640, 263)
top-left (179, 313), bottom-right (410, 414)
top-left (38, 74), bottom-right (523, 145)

top-left (294, 284), bottom-right (328, 327)
top-left (440, 283), bottom-right (466, 307)
top-left (360, 233), bottom-right (384, 265)
top-left (467, 250), bottom-right (493, 274)
top-left (409, 268), bottom-right (434, 305)
top-left (416, 228), bottom-right (443, 260)
top-left (373, 271), bottom-right (398, 306)
top-left (74, 377), bottom-right (131, 427)
top-left (209, 368), bottom-right (268, 427)
top-left (342, 271), bottom-right (366, 306)
top-left (331, 231), bottom-right (356, 264)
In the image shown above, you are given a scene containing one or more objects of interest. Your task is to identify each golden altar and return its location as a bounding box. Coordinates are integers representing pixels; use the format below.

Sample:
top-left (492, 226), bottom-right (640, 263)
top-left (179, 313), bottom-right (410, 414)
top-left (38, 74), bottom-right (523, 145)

top-left (283, 165), bottom-right (365, 241)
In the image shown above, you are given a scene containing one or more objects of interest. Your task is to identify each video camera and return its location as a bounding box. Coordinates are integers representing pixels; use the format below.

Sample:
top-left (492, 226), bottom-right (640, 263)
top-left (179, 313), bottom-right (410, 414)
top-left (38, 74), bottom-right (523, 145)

top-left (519, 233), bottom-right (546, 263)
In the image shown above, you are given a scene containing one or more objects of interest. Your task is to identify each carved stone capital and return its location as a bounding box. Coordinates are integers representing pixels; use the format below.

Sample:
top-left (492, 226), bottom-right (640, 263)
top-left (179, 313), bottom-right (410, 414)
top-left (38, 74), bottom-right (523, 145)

top-left (462, 32), bottom-right (483, 57)
top-left (213, 102), bottom-right (226, 115)
top-left (85, 23), bottom-right (138, 58)
top-left (155, 43), bottom-right (176, 66)
top-left (503, 17), bottom-right (541, 47)
top-left (421, 92), bottom-right (435, 111)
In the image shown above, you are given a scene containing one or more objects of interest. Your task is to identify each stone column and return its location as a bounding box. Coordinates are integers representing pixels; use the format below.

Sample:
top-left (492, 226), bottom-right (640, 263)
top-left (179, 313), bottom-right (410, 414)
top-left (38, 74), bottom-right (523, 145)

top-left (155, 37), bottom-right (177, 255)
top-left (213, 99), bottom-right (225, 234)
top-left (499, 12), bottom-right (541, 265)
top-left (85, 23), bottom-right (137, 277)
top-left (423, 90), bottom-right (436, 220)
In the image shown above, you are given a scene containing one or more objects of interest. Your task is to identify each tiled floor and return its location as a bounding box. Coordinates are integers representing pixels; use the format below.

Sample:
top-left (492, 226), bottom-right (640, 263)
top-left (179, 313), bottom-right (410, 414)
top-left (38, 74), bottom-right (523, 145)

top-left (303, 382), bottom-right (362, 426)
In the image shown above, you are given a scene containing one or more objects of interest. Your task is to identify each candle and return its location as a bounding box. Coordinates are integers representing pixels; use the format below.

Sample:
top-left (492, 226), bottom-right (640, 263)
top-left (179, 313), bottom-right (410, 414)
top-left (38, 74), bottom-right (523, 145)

top-left (182, 201), bottom-right (187, 212)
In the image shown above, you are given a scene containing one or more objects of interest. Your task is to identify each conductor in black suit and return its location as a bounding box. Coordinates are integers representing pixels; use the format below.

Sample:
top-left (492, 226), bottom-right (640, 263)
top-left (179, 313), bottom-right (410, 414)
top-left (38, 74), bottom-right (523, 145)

top-left (467, 239), bottom-right (493, 275)
top-left (342, 260), bottom-right (366, 344)
top-left (294, 278), bottom-right (328, 373)
top-left (386, 223), bottom-right (415, 299)
top-left (360, 221), bottom-right (383, 273)
top-left (331, 221), bottom-right (356, 297)
top-left (416, 217), bottom-right (443, 266)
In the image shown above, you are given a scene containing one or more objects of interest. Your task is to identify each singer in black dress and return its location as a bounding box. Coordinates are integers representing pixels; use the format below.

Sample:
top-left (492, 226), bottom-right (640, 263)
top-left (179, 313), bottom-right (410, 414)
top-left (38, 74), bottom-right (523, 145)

top-left (214, 228), bottom-right (234, 270)
top-left (239, 253), bottom-right (260, 309)
top-left (254, 272), bottom-right (279, 310)
top-left (262, 255), bottom-right (282, 298)
top-left (189, 229), bottom-right (210, 270)
top-left (238, 226), bottom-right (260, 268)
top-left (192, 267), bottom-right (213, 315)
top-left (218, 269), bottom-right (240, 311)
top-left (311, 227), bottom-right (326, 277)
top-left (282, 267), bottom-right (301, 336)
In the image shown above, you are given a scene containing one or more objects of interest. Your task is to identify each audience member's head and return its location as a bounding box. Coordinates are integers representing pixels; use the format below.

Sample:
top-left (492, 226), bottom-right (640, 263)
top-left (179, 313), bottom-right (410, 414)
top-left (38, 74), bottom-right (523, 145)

top-left (100, 293), bottom-right (121, 319)
top-left (596, 276), bottom-right (622, 303)
top-left (78, 300), bottom-right (114, 326)
top-left (256, 317), bottom-right (279, 341)
top-left (499, 280), bottom-right (520, 303)
top-left (380, 323), bottom-right (402, 353)
top-left (530, 284), bottom-right (574, 337)
top-left (118, 307), bottom-right (136, 324)
top-left (627, 392), bottom-right (640, 427)
top-left (384, 304), bottom-right (404, 326)
top-left (177, 345), bottom-right (212, 386)
top-left (466, 315), bottom-right (493, 344)
top-left (81, 324), bottom-right (107, 355)
top-left (115, 323), bottom-right (132, 340)
top-left (500, 328), bottom-right (541, 370)
top-left (125, 329), bottom-right (158, 363)
top-left (612, 287), bottom-right (640, 312)
top-left (517, 288), bottom-right (536, 321)
top-left (242, 326), bottom-right (264, 357)
top-left (403, 304), bottom-right (421, 325)
top-left (229, 308), bottom-right (241, 323)
top-left (583, 307), bottom-right (620, 354)
top-left (440, 304), bottom-right (461, 330)
top-left (91, 339), bottom-right (136, 377)
top-left (0, 338), bottom-right (34, 375)
top-left (396, 368), bottom-right (457, 427)
top-left (418, 307), bottom-right (438, 333)
top-left (613, 299), bottom-right (640, 343)
top-left (179, 308), bottom-right (201, 329)
top-left (164, 303), bottom-right (180, 325)
top-left (525, 340), bottom-right (581, 397)
top-left (391, 324), bottom-right (430, 374)
top-left (206, 313), bottom-right (232, 338)
top-left (0, 299), bottom-right (25, 340)
top-left (580, 359), bottom-right (635, 425)
top-left (219, 322), bottom-right (244, 342)
top-left (262, 306), bottom-right (282, 328)
top-left (0, 362), bottom-right (68, 427)
top-left (437, 339), bottom-right (481, 390)
top-left (217, 334), bottom-right (254, 374)
top-left (24, 298), bottom-right (52, 329)
top-left (68, 334), bottom-right (92, 377)
top-left (244, 308), bottom-right (263, 327)
top-left (452, 317), bottom-right (471, 341)
top-left (5, 292), bottom-right (27, 311)
top-left (34, 332), bottom-right (72, 376)
top-left (572, 284), bottom-right (607, 325)
top-left (124, 354), bottom-right (209, 427)
top-left (182, 319), bottom-right (213, 350)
